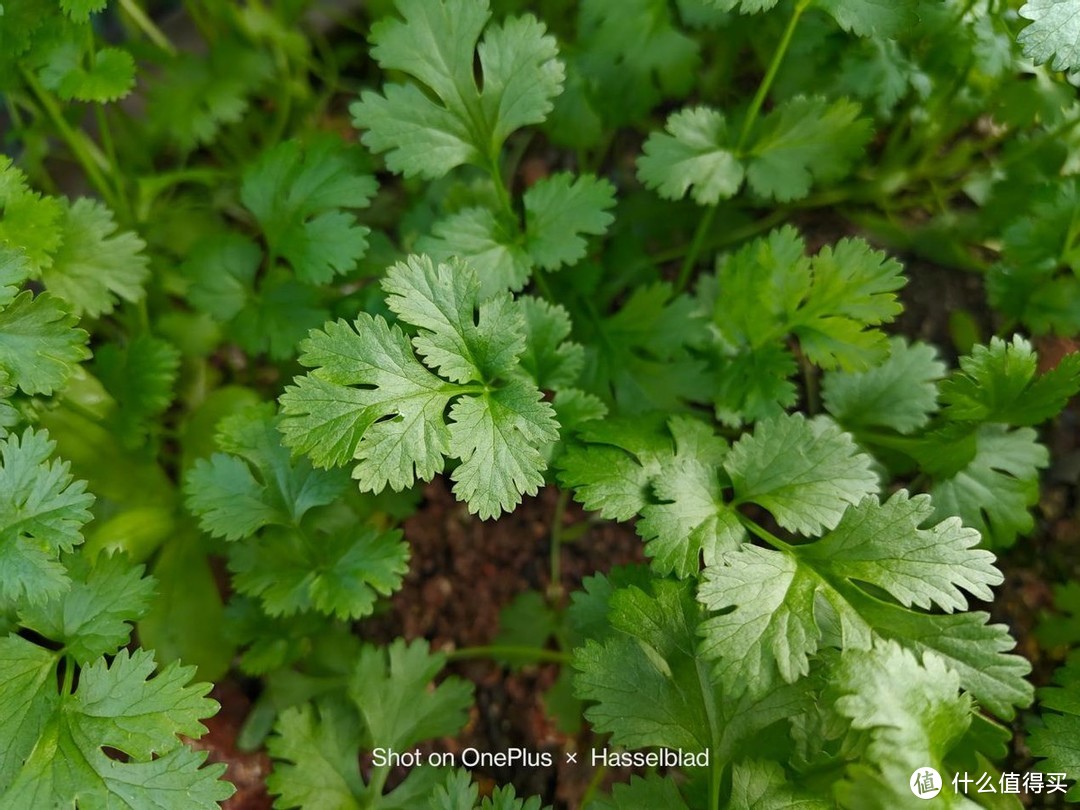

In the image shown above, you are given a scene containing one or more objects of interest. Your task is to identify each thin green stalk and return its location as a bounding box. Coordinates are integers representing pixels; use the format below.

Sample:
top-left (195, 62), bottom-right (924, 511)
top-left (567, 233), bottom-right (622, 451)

top-left (579, 764), bottom-right (608, 807)
top-left (118, 0), bottom-right (178, 54)
top-left (736, 0), bottom-right (811, 151)
top-left (675, 203), bottom-right (718, 293)
top-left (549, 489), bottom-right (570, 600)
top-left (736, 513), bottom-right (793, 552)
top-left (531, 269), bottom-right (556, 302)
top-left (21, 68), bottom-right (118, 209)
top-left (446, 646), bottom-right (571, 665)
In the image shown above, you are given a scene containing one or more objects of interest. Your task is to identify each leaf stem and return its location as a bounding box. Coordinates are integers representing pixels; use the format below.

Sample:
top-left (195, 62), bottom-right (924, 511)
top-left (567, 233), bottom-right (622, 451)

top-left (736, 513), bottom-right (793, 551)
top-left (675, 203), bottom-right (717, 293)
top-left (446, 645), bottom-right (571, 665)
top-left (118, 0), bottom-right (178, 54)
top-left (549, 488), bottom-right (570, 600)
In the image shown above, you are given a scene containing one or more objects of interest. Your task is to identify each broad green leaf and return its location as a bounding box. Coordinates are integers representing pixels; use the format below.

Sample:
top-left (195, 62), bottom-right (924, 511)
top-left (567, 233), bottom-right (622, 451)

top-left (823, 337), bottom-right (945, 434)
top-left (0, 641), bottom-right (231, 808)
top-left (348, 639), bottom-right (472, 751)
top-left (416, 207), bottom-right (532, 296)
top-left (42, 198), bottom-right (148, 318)
top-left (60, 0), bottom-right (107, 22)
top-left (930, 425), bottom-right (1047, 548)
top-left (280, 256), bottom-right (559, 519)
top-left (18, 552), bottom-right (155, 663)
top-left (729, 759), bottom-right (831, 809)
top-left (815, 0), bottom-right (919, 38)
top-left (240, 138), bottom-right (377, 285)
top-left (0, 429), bottom-right (94, 608)
top-left (93, 335), bottom-right (181, 448)
top-left (352, 0), bottom-right (564, 178)
top-left (591, 775), bottom-right (689, 810)
top-left (725, 413), bottom-right (878, 536)
top-left (518, 297), bottom-right (584, 391)
top-left (1018, 0), bottom-right (1080, 72)
top-left (745, 97), bottom-right (871, 202)
top-left (39, 43), bottom-right (136, 102)
top-left (522, 172), bottom-right (615, 270)
top-left (637, 107), bottom-right (745, 205)
top-left (0, 155), bottom-right (65, 273)
top-left (1029, 657), bottom-right (1080, 799)
top-left (0, 290), bottom-right (89, 396)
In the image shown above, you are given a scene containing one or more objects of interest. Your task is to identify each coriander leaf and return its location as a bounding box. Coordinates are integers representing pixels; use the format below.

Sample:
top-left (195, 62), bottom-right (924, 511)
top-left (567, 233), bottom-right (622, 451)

top-left (939, 335), bottom-right (1080, 426)
top-left (185, 405), bottom-right (350, 541)
top-left (1018, 0), bottom-right (1080, 73)
top-left (930, 424), bottom-right (1048, 548)
top-left (725, 413), bottom-right (878, 536)
top-left (352, 0), bottom-right (564, 179)
top-left (280, 256), bottom-right (559, 519)
top-left (637, 106), bottom-right (745, 205)
top-left (0, 155), bottom-right (65, 273)
top-left (229, 525), bottom-right (408, 620)
top-left (42, 198), bottom-right (148, 318)
top-left (746, 96), bottom-right (871, 202)
top-left (591, 775), bottom-right (689, 810)
top-left (823, 337), bottom-right (945, 434)
top-left (0, 429), bottom-right (94, 608)
top-left (1029, 657), bottom-right (1080, 800)
top-left (518, 296), bottom-right (584, 391)
top-left (183, 233), bottom-right (261, 322)
top-left (0, 290), bottom-right (89, 395)
top-left (240, 138), bottom-right (377, 285)
top-left (579, 282), bottom-right (709, 412)
top-left (267, 700), bottom-right (365, 809)
top-left (416, 207), bottom-right (532, 296)
top-left (146, 41), bottom-right (273, 152)
top-left (39, 43), bottom-right (136, 103)
top-left (349, 639), bottom-right (472, 751)
top-left (0, 247), bottom-right (30, 307)
top-left (522, 172), bottom-right (616, 270)
top-left (815, 0), bottom-right (919, 38)
top-left (59, 0), bottom-right (107, 22)
top-left (729, 759), bottom-right (831, 810)
top-left (704, 0), bottom-right (780, 11)
top-left (18, 552), bottom-right (155, 663)
top-left (831, 641), bottom-right (971, 804)
top-left (93, 335), bottom-right (181, 448)
top-left (1038, 582), bottom-right (1080, 648)
top-left (0, 641), bottom-right (231, 808)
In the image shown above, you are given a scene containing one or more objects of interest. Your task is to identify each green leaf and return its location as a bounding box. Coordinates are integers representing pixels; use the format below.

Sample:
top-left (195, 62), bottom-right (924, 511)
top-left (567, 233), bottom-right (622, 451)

top-left (185, 405), bottom-right (350, 541)
top-left (523, 172), bottom-right (616, 270)
top-left (417, 207), bottom-right (532, 295)
top-left (18, 552), bottom-right (155, 663)
top-left (518, 297), bottom-right (584, 391)
top-left (1029, 657), bottom-right (1080, 800)
top-left (705, 0), bottom-right (780, 12)
top-left (41, 198), bottom-right (149, 318)
top-left (699, 492), bottom-right (1019, 712)
top-left (637, 106), bottom-right (745, 205)
top-left (831, 641), bottom-right (972, 804)
top-left (930, 424), bottom-right (1048, 548)
top-left (823, 337), bottom-right (945, 434)
top-left (591, 775), bottom-right (689, 810)
top-left (349, 639), bottom-right (472, 751)
top-left (59, 0), bottom-right (107, 22)
top-left (279, 255), bottom-right (559, 519)
top-left (814, 0), bottom-right (919, 38)
top-left (40, 43), bottom-right (136, 102)
top-left (725, 413), bottom-right (878, 536)
top-left (0, 429), bottom-right (94, 608)
top-left (939, 335), bottom-right (1080, 427)
top-left (240, 138), bottom-right (377, 285)
top-left (728, 759), bottom-right (831, 809)
top-left (351, 0), bottom-right (564, 179)
top-left (0, 641), bottom-right (231, 808)
top-left (229, 524), bottom-right (409, 620)
top-left (745, 96), bottom-right (871, 202)
top-left (0, 155), bottom-right (65, 273)
top-left (0, 290), bottom-right (89, 396)
top-left (93, 335), bottom-right (181, 448)
top-left (1018, 0), bottom-right (1080, 73)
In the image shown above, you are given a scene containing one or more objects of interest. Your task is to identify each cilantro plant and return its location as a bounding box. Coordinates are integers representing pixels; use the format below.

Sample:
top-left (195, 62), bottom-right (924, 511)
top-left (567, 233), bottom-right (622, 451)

top-left (3, 0), bottom-right (1080, 807)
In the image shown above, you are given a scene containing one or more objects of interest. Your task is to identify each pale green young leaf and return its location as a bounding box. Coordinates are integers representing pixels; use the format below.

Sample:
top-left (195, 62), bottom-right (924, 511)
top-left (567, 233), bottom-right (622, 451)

top-left (41, 198), bottom-right (148, 318)
top-left (1018, 0), bottom-right (1080, 72)
top-left (939, 335), bottom-right (1080, 426)
top-left (0, 429), bottom-right (94, 608)
top-left (352, 0), bottom-right (563, 178)
top-left (637, 107), bottom-right (745, 205)
top-left (241, 138), bottom-right (377, 285)
top-left (348, 639), bottom-right (472, 751)
top-left (18, 552), bottom-right (155, 663)
top-left (39, 43), bottom-right (136, 102)
top-left (60, 0), bottom-right (107, 22)
top-left (815, 0), bottom-right (919, 38)
top-left (725, 413), bottom-right (878, 536)
top-left (0, 642), bottom-right (231, 808)
top-left (522, 172), bottom-right (615, 270)
top-left (930, 425), bottom-right (1047, 547)
top-left (823, 337), bottom-right (945, 434)
top-left (416, 207), bottom-right (532, 296)
top-left (229, 525), bottom-right (408, 620)
top-left (185, 406), bottom-right (350, 541)
top-left (267, 701), bottom-right (365, 810)
top-left (0, 290), bottom-right (89, 396)
top-left (280, 256), bottom-right (558, 518)
top-left (831, 641), bottom-right (972, 803)
top-left (746, 96), bottom-right (872, 202)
